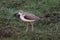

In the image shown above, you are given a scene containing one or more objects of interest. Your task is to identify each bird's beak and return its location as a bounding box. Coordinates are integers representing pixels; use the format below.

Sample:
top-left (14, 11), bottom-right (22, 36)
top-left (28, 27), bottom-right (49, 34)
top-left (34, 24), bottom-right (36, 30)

top-left (14, 13), bottom-right (20, 18)
top-left (14, 13), bottom-right (18, 17)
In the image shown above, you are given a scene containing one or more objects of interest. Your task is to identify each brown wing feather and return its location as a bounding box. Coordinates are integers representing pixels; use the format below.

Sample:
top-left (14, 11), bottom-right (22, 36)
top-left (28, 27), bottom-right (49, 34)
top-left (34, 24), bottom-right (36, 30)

top-left (23, 12), bottom-right (40, 20)
top-left (24, 15), bottom-right (35, 20)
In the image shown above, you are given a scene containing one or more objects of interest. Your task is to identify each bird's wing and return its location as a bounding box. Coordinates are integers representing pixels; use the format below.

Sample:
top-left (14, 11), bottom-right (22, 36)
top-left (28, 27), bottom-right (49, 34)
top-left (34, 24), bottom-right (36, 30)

top-left (24, 13), bottom-right (40, 20)
top-left (24, 15), bottom-right (35, 20)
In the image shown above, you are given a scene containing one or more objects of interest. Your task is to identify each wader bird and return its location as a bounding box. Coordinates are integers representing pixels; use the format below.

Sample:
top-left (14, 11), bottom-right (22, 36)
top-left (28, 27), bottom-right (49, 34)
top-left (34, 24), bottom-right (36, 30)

top-left (14, 10), bottom-right (40, 32)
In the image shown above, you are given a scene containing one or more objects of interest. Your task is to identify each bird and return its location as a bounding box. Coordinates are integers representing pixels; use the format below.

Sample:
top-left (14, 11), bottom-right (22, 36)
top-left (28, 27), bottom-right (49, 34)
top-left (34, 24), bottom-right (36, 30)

top-left (14, 10), bottom-right (40, 32)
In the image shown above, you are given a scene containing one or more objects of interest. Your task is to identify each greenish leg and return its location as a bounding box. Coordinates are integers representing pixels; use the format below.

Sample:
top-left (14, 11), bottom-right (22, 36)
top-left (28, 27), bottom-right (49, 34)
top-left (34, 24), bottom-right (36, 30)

top-left (25, 23), bottom-right (29, 32)
top-left (31, 22), bottom-right (34, 32)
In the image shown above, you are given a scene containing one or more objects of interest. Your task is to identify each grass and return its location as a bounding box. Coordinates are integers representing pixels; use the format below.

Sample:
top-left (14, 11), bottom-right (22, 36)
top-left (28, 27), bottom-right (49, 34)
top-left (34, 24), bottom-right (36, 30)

top-left (0, 0), bottom-right (60, 40)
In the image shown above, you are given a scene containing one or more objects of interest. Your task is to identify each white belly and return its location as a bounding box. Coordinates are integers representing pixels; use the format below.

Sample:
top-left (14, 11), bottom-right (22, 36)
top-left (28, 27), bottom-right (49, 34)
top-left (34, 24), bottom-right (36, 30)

top-left (20, 16), bottom-right (35, 22)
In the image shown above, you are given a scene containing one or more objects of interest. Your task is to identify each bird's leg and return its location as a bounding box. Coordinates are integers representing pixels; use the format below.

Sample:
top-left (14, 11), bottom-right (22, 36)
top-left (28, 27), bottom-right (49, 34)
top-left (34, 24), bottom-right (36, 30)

top-left (30, 22), bottom-right (34, 32)
top-left (25, 22), bottom-right (29, 32)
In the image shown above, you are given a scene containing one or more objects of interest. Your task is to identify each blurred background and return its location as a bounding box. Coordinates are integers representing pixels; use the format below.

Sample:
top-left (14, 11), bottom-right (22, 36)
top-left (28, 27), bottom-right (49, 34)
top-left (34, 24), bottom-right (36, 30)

top-left (0, 0), bottom-right (60, 40)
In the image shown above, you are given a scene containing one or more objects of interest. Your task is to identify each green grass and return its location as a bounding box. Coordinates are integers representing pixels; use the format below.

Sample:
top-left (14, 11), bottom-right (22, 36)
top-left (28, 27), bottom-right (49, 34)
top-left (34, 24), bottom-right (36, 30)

top-left (0, 0), bottom-right (60, 40)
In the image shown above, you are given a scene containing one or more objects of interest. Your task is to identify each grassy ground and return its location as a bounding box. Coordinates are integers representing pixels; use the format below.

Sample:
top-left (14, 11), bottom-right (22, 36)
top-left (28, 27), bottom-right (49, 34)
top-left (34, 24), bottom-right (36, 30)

top-left (0, 0), bottom-right (60, 40)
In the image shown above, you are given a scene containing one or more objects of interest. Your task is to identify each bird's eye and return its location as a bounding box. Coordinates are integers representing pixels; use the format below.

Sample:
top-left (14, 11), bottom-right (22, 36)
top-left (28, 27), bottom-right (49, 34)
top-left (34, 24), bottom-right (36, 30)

top-left (20, 11), bottom-right (22, 13)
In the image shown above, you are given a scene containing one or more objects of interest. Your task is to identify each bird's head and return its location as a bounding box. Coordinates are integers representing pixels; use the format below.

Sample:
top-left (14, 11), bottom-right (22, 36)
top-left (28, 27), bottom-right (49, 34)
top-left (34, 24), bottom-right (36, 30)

top-left (18, 10), bottom-right (25, 16)
top-left (14, 12), bottom-right (20, 18)
top-left (14, 10), bottom-right (25, 18)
